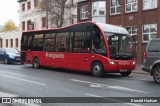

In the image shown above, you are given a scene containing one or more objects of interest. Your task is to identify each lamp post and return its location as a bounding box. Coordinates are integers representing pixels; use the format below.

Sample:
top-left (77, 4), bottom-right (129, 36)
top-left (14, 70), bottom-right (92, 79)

top-left (27, 21), bottom-right (34, 30)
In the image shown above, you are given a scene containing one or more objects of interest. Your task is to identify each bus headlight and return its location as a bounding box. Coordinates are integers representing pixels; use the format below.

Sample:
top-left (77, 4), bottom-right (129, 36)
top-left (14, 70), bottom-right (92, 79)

top-left (109, 60), bottom-right (116, 65)
top-left (132, 62), bottom-right (136, 65)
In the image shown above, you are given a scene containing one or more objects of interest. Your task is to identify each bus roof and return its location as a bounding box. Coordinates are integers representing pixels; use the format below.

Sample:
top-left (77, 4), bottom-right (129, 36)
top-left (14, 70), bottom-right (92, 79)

top-left (22, 21), bottom-right (129, 35)
top-left (96, 23), bottom-right (129, 35)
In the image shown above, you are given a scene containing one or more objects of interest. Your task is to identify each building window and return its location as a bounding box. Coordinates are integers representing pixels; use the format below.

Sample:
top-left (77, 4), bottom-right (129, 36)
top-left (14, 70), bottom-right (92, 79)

top-left (126, 0), bottom-right (137, 13)
top-left (42, 17), bottom-right (46, 28)
top-left (142, 24), bottom-right (157, 42)
top-left (34, 0), bottom-right (38, 8)
top-left (110, 0), bottom-right (121, 15)
top-left (22, 4), bottom-right (25, 12)
top-left (143, 0), bottom-right (157, 10)
top-left (0, 39), bottom-right (2, 48)
top-left (16, 38), bottom-right (18, 48)
top-left (126, 26), bottom-right (138, 43)
top-left (27, 20), bottom-right (31, 30)
top-left (10, 39), bottom-right (13, 47)
top-left (80, 5), bottom-right (88, 20)
top-left (92, 1), bottom-right (106, 16)
top-left (22, 21), bottom-right (25, 31)
top-left (6, 39), bottom-right (8, 47)
top-left (27, 2), bottom-right (31, 10)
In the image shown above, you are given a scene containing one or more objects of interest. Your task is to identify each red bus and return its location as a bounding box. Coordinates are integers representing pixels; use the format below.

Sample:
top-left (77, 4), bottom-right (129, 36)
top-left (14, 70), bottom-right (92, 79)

top-left (21, 21), bottom-right (136, 77)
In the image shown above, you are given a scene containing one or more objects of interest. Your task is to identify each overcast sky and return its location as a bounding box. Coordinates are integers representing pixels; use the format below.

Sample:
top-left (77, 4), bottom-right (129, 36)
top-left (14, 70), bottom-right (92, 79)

top-left (0, 0), bottom-right (19, 26)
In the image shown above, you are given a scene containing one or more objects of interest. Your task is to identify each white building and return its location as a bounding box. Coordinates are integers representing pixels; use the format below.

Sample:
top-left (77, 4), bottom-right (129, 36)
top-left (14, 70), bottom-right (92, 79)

top-left (0, 30), bottom-right (21, 50)
top-left (0, 0), bottom-right (77, 50)
top-left (19, 0), bottom-right (77, 31)
top-left (19, 0), bottom-right (46, 31)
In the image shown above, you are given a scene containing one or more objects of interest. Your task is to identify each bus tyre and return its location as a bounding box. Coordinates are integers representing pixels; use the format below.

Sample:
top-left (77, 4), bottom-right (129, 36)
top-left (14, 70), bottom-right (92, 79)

top-left (32, 57), bottom-right (40, 69)
top-left (120, 71), bottom-right (131, 76)
top-left (91, 62), bottom-right (104, 77)
top-left (153, 66), bottom-right (160, 84)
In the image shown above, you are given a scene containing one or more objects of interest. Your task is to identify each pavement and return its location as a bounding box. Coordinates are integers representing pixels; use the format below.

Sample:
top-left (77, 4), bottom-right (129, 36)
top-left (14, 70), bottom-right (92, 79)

top-left (132, 64), bottom-right (149, 75)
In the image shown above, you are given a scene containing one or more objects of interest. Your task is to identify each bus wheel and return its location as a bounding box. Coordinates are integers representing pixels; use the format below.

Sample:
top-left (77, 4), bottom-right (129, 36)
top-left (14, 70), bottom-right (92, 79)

top-left (91, 62), bottom-right (104, 77)
top-left (32, 57), bottom-right (40, 69)
top-left (120, 71), bottom-right (131, 76)
top-left (153, 66), bottom-right (160, 84)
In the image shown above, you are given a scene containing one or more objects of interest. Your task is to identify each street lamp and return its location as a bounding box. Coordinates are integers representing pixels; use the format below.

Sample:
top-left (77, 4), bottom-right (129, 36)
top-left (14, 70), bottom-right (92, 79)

top-left (26, 21), bottom-right (34, 30)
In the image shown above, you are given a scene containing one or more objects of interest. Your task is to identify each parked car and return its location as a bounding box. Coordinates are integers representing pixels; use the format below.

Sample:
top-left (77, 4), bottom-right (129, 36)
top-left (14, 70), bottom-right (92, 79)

top-left (0, 48), bottom-right (20, 64)
top-left (141, 38), bottom-right (160, 84)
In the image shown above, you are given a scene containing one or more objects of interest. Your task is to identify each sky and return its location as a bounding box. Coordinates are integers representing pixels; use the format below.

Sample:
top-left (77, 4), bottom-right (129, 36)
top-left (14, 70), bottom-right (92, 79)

top-left (0, 0), bottom-right (19, 26)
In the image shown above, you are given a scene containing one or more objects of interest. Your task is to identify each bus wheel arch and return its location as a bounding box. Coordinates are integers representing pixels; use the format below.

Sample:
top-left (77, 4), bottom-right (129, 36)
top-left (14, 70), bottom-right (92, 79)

top-left (91, 60), bottom-right (104, 77)
top-left (32, 56), bottom-right (40, 69)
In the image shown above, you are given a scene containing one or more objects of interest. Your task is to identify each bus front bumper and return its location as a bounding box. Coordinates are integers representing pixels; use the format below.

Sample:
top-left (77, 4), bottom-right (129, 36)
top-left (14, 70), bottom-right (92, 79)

top-left (105, 60), bottom-right (136, 72)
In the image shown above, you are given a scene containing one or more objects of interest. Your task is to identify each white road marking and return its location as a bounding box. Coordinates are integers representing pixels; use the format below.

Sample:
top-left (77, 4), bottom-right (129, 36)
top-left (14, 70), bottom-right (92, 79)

top-left (107, 79), bottom-right (129, 83)
top-left (0, 91), bottom-right (18, 97)
top-left (71, 79), bottom-right (103, 85)
top-left (1, 75), bottom-right (46, 86)
top-left (108, 86), bottom-right (145, 93)
top-left (85, 93), bottom-right (143, 106)
top-left (85, 93), bottom-right (102, 97)
top-left (71, 79), bottom-right (148, 93)
top-left (90, 84), bottom-right (103, 88)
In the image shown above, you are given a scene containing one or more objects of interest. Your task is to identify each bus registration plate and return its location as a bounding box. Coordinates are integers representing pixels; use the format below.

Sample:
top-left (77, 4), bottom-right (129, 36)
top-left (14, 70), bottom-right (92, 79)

top-left (120, 69), bottom-right (127, 72)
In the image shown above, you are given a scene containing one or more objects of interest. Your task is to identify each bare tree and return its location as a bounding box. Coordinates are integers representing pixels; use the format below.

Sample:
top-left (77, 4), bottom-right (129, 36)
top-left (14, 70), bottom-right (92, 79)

top-left (40, 0), bottom-right (76, 28)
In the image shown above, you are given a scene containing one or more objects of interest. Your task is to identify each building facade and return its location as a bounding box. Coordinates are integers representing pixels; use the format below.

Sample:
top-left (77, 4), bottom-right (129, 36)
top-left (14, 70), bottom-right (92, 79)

top-left (19, 0), bottom-right (77, 31)
top-left (19, 0), bottom-right (46, 31)
top-left (0, 31), bottom-right (21, 50)
top-left (77, 0), bottom-right (160, 64)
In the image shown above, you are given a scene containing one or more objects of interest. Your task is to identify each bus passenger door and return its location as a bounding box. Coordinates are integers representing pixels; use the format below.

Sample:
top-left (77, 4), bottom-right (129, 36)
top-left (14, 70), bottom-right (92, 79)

top-left (69, 32), bottom-right (92, 71)
top-left (70, 52), bottom-right (92, 71)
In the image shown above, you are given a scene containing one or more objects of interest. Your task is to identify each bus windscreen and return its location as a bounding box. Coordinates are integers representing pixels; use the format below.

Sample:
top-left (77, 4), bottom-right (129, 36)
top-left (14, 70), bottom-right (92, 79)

top-left (105, 32), bottom-right (134, 60)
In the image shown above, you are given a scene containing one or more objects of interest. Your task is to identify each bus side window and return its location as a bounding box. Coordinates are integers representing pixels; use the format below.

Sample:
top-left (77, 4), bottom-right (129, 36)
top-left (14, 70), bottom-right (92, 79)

top-left (69, 32), bottom-right (74, 52)
top-left (44, 33), bottom-right (56, 52)
top-left (92, 31), bottom-right (107, 56)
top-left (28, 35), bottom-right (33, 47)
top-left (82, 32), bottom-right (91, 53)
top-left (56, 32), bottom-right (69, 52)
top-left (33, 34), bottom-right (44, 51)
top-left (23, 35), bottom-right (27, 46)
top-left (44, 39), bottom-right (52, 51)
top-left (73, 32), bottom-right (83, 53)
top-left (21, 35), bottom-right (27, 50)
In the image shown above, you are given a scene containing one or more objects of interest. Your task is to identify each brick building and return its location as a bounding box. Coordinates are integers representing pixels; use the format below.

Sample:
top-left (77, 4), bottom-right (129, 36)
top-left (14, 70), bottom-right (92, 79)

top-left (77, 0), bottom-right (159, 64)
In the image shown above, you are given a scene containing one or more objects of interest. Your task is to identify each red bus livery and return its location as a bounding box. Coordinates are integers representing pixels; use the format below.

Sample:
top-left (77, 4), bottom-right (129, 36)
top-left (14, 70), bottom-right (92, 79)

top-left (21, 21), bottom-right (136, 77)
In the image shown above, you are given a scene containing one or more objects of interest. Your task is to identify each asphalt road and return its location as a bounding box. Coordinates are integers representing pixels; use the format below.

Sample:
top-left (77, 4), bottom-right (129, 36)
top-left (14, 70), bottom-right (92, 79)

top-left (0, 63), bottom-right (159, 106)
